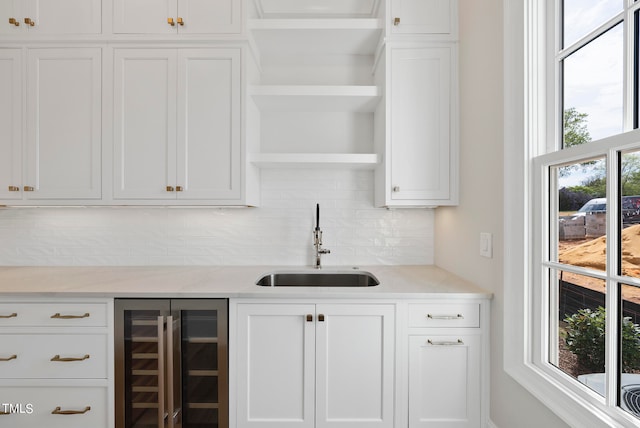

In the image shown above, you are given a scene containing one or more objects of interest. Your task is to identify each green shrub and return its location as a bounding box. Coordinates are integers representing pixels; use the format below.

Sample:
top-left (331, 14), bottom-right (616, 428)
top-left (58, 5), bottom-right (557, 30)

top-left (564, 306), bottom-right (640, 373)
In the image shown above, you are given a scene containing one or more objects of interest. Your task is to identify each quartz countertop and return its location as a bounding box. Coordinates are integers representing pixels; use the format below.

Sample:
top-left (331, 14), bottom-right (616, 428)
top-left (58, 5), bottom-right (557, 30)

top-left (0, 265), bottom-right (491, 299)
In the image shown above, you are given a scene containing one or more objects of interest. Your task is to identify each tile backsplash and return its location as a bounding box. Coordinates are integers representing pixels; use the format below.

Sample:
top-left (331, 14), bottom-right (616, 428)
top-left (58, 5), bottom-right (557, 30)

top-left (0, 170), bottom-right (434, 266)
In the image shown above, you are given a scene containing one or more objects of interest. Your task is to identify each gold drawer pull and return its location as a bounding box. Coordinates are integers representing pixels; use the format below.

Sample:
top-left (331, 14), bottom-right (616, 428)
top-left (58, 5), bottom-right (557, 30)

top-left (427, 339), bottom-right (464, 346)
top-left (0, 355), bottom-right (17, 361)
top-left (23, 185), bottom-right (34, 191)
top-left (8, 17), bottom-right (20, 26)
top-left (166, 185), bottom-right (175, 192)
top-left (51, 312), bottom-right (90, 319)
top-left (176, 185), bottom-right (183, 192)
top-left (0, 313), bottom-right (17, 319)
top-left (167, 17), bottom-right (175, 26)
top-left (52, 406), bottom-right (91, 415)
top-left (177, 17), bottom-right (184, 26)
top-left (393, 17), bottom-right (400, 26)
top-left (51, 354), bottom-right (90, 362)
top-left (7, 186), bottom-right (20, 191)
top-left (24, 17), bottom-right (35, 26)
top-left (426, 313), bottom-right (464, 320)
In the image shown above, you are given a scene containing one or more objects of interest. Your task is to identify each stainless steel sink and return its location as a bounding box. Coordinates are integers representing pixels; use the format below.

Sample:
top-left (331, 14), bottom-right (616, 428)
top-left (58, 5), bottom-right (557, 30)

top-left (256, 271), bottom-right (379, 287)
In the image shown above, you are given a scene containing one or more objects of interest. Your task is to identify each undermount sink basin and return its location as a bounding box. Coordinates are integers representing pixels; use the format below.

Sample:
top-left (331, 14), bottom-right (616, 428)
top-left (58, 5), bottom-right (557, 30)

top-left (256, 271), bottom-right (379, 287)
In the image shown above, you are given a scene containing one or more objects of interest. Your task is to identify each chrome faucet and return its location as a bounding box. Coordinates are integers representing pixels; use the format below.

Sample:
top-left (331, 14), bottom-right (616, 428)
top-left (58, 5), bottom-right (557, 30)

top-left (314, 228), bottom-right (331, 269)
top-left (313, 204), bottom-right (330, 269)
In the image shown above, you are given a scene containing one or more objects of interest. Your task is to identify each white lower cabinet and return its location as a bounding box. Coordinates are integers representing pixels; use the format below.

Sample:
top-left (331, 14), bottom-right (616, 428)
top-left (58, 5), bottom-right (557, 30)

top-left (0, 386), bottom-right (108, 428)
top-left (0, 298), bottom-right (113, 428)
top-left (408, 334), bottom-right (481, 427)
top-left (233, 301), bottom-right (395, 428)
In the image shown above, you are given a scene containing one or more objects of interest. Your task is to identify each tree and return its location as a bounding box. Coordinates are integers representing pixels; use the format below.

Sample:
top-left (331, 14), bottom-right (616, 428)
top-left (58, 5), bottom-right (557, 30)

top-left (563, 107), bottom-right (591, 148)
top-left (559, 108), bottom-right (593, 178)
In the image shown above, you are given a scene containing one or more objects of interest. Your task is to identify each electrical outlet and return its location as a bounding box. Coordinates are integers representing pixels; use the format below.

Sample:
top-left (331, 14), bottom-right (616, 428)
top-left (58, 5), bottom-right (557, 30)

top-left (480, 232), bottom-right (493, 258)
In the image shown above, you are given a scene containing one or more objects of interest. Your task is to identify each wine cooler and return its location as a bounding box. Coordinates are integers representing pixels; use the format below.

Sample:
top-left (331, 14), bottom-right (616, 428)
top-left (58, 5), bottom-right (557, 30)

top-left (115, 299), bottom-right (228, 428)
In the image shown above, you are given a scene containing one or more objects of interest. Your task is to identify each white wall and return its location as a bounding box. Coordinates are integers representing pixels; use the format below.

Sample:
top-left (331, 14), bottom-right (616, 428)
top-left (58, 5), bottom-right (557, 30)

top-left (434, 0), bottom-right (569, 427)
top-left (0, 169), bottom-right (434, 266)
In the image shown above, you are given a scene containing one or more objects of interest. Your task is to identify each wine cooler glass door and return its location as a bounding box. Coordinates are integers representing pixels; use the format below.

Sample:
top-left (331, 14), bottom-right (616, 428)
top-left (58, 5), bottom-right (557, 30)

top-left (176, 300), bottom-right (228, 428)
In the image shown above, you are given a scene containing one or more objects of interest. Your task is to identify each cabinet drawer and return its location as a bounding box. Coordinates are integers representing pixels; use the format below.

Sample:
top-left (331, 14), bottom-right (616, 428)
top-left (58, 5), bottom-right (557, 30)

top-left (0, 334), bottom-right (107, 379)
top-left (408, 303), bottom-right (480, 328)
top-left (0, 303), bottom-right (107, 327)
top-left (0, 386), bottom-right (107, 428)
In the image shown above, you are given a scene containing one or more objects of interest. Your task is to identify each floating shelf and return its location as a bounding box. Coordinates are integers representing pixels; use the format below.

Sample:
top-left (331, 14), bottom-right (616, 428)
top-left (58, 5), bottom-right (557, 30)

top-left (249, 153), bottom-right (379, 169)
top-left (249, 19), bottom-right (383, 56)
top-left (250, 85), bottom-right (380, 112)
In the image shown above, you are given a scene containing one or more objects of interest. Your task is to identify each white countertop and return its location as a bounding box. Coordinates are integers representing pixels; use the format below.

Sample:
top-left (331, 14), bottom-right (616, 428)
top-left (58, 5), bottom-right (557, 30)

top-left (0, 265), bottom-right (491, 299)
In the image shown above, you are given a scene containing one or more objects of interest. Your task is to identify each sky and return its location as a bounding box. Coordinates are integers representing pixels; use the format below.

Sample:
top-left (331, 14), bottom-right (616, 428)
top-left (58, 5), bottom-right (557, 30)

top-left (563, 0), bottom-right (625, 142)
top-left (559, 0), bottom-right (626, 188)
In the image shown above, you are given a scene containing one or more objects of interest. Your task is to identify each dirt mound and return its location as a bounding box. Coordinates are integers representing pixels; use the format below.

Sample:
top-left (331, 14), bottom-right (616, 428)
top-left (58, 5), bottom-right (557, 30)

top-left (559, 224), bottom-right (640, 277)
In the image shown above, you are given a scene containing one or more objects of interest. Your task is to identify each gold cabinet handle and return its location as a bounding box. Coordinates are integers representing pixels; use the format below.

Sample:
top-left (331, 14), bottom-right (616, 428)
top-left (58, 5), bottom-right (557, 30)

top-left (166, 186), bottom-right (175, 192)
top-left (393, 17), bottom-right (400, 26)
top-left (306, 314), bottom-right (313, 322)
top-left (51, 312), bottom-right (90, 319)
top-left (24, 17), bottom-right (34, 26)
top-left (23, 186), bottom-right (34, 191)
top-left (0, 313), bottom-right (17, 319)
top-left (167, 17), bottom-right (175, 26)
top-left (7, 186), bottom-right (19, 192)
top-left (318, 314), bottom-right (325, 322)
top-left (177, 17), bottom-right (184, 26)
top-left (0, 355), bottom-right (17, 362)
top-left (52, 406), bottom-right (91, 415)
top-left (51, 354), bottom-right (90, 362)
top-left (8, 18), bottom-right (20, 26)
top-left (392, 186), bottom-right (400, 192)
top-left (176, 186), bottom-right (183, 192)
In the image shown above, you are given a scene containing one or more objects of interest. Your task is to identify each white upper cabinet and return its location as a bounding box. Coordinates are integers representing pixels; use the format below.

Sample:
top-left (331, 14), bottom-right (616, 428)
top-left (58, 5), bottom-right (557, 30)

top-left (25, 48), bottom-right (102, 200)
top-left (113, 0), bottom-right (241, 34)
top-left (0, 48), bottom-right (102, 204)
top-left (375, 44), bottom-right (458, 207)
top-left (0, 49), bottom-right (22, 200)
top-left (0, 0), bottom-right (101, 35)
top-left (113, 48), bottom-right (242, 204)
top-left (389, 0), bottom-right (457, 38)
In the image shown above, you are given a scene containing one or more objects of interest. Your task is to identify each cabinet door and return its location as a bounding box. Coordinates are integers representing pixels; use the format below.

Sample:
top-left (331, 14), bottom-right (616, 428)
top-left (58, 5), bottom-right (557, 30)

top-left (113, 0), bottom-right (177, 34)
top-left (0, 0), bottom-right (22, 35)
top-left (235, 304), bottom-right (316, 428)
top-left (25, 48), bottom-right (102, 200)
top-left (0, 49), bottom-right (22, 200)
top-left (113, 0), bottom-right (239, 34)
top-left (316, 304), bottom-right (395, 428)
top-left (176, 49), bottom-right (241, 200)
top-left (390, 0), bottom-right (456, 35)
top-left (113, 49), bottom-right (178, 200)
top-left (28, 0), bottom-right (101, 34)
top-left (408, 334), bottom-right (481, 428)
top-left (388, 46), bottom-right (452, 203)
top-left (178, 0), bottom-right (240, 34)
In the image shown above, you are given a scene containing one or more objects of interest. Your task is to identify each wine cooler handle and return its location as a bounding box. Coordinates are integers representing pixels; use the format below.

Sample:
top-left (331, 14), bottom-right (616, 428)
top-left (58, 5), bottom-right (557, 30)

top-left (166, 315), bottom-right (175, 428)
top-left (157, 316), bottom-right (165, 428)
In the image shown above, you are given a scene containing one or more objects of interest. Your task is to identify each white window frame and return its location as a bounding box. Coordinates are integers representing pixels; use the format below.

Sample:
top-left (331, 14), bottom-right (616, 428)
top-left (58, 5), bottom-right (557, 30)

top-left (505, 1), bottom-right (640, 427)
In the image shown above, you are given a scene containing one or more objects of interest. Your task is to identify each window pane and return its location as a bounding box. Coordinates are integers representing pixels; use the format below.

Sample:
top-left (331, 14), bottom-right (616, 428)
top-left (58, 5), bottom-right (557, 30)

top-left (621, 150), bottom-right (640, 279)
top-left (619, 283), bottom-right (640, 418)
top-left (556, 158), bottom-right (607, 272)
top-left (563, 23), bottom-right (624, 144)
top-left (550, 269), bottom-right (606, 397)
top-left (563, 0), bottom-right (623, 47)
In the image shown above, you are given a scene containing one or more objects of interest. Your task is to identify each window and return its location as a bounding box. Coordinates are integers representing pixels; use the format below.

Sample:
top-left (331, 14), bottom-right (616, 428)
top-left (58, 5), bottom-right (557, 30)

top-left (530, 0), bottom-right (640, 425)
